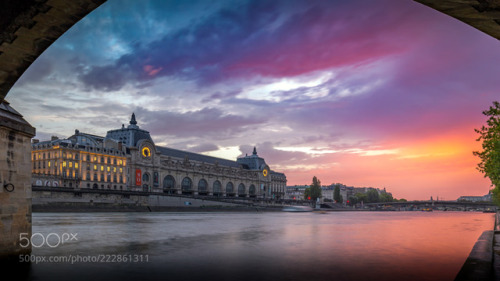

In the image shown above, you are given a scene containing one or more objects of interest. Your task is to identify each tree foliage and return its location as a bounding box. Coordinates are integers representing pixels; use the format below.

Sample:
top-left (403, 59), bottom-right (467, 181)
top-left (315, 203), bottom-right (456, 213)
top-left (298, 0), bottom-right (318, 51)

top-left (355, 192), bottom-right (367, 204)
top-left (474, 101), bottom-right (500, 203)
top-left (334, 184), bottom-right (343, 203)
top-left (366, 189), bottom-right (379, 203)
top-left (304, 176), bottom-right (322, 202)
top-left (379, 192), bottom-right (394, 203)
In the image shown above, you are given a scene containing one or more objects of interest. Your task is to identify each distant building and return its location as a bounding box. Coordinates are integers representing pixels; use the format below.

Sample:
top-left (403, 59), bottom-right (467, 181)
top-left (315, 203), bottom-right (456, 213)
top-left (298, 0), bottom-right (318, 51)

top-left (32, 113), bottom-right (287, 199)
top-left (285, 183), bottom-right (389, 204)
top-left (457, 193), bottom-right (492, 202)
top-left (286, 185), bottom-right (309, 200)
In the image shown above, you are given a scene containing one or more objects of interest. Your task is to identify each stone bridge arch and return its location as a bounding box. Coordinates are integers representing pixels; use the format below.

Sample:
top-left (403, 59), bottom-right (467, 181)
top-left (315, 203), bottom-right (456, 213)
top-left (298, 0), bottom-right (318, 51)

top-left (0, 0), bottom-right (106, 261)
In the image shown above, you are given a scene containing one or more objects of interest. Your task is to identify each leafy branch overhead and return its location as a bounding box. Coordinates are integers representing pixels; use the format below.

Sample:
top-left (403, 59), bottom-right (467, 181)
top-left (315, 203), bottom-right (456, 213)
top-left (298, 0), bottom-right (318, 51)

top-left (474, 101), bottom-right (500, 202)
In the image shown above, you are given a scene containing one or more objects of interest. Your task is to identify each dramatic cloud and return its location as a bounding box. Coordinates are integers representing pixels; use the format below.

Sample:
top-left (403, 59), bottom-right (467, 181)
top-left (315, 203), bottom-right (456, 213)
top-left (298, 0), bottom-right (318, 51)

top-left (189, 143), bottom-right (220, 153)
top-left (77, 0), bottom-right (419, 91)
top-left (135, 107), bottom-right (265, 140)
top-left (7, 0), bottom-right (500, 199)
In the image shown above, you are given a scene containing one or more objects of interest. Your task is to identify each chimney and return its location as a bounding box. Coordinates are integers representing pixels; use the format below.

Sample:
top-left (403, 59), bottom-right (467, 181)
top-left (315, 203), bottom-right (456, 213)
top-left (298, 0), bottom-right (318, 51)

top-left (51, 136), bottom-right (59, 141)
top-left (32, 139), bottom-right (39, 144)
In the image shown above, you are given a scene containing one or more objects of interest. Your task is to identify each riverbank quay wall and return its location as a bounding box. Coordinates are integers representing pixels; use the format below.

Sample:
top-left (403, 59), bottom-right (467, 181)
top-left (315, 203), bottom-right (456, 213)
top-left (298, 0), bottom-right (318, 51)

top-left (455, 212), bottom-right (500, 281)
top-left (31, 186), bottom-right (290, 212)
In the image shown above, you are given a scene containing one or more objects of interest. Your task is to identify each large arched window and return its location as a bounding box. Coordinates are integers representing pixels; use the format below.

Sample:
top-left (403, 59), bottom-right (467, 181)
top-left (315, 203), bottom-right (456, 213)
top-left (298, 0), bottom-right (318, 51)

top-left (143, 173), bottom-right (150, 183)
top-left (226, 182), bottom-right (234, 195)
top-left (213, 180), bottom-right (222, 195)
top-left (198, 179), bottom-right (208, 194)
top-left (182, 177), bottom-right (192, 192)
top-left (238, 183), bottom-right (246, 196)
top-left (249, 184), bottom-right (256, 196)
top-left (163, 175), bottom-right (175, 191)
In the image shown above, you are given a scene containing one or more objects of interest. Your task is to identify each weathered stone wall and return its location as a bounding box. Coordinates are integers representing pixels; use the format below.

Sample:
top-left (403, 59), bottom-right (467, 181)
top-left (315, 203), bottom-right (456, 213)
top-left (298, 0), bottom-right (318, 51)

top-left (32, 188), bottom-right (242, 209)
top-left (0, 124), bottom-right (35, 259)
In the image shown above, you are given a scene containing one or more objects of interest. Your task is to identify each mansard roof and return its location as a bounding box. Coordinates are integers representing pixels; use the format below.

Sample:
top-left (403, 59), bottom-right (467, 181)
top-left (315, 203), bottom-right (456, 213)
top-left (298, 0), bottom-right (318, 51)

top-left (236, 147), bottom-right (267, 170)
top-left (105, 113), bottom-right (153, 147)
top-left (157, 146), bottom-right (245, 169)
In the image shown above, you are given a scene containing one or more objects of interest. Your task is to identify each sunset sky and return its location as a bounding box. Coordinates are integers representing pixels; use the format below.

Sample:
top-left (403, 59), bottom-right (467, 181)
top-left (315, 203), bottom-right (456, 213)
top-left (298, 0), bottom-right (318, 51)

top-left (7, 0), bottom-right (500, 200)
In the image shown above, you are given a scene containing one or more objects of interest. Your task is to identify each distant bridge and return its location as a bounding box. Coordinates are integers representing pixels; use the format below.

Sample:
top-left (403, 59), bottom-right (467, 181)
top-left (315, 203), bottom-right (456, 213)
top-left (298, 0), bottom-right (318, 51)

top-left (365, 201), bottom-right (497, 211)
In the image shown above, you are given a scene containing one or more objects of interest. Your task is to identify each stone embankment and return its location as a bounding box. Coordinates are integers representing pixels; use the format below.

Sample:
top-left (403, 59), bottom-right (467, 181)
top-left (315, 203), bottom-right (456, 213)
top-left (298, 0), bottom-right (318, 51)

top-left (32, 186), bottom-right (288, 212)
top-left (455, 211), bottom-right (500, 281)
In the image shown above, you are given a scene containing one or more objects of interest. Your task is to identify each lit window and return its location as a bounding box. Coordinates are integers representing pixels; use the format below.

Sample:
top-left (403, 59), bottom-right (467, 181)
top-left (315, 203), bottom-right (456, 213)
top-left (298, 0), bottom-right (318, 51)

top-left (100, 166), bottom-right (104, 171)
top-left (48, 161), bottom-right (51, 167)
top-left (113, 167), bottom-right (116, 173)
top-left (119, 168), bottom-right (123, 173)
top-left (69, 162), bottom-right (73, 168)
top-left (75, 163), bottom-right (79, 169)
top-left (63, 162), bottom-right (66, 167)
top-left (107, 166), bottom-right (110, 172)
top-left (94, 165), bottom-right (97, 171)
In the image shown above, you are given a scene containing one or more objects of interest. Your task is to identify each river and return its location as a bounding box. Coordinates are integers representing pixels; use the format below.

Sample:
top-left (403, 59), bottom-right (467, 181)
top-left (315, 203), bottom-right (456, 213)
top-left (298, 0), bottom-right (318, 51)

top-left (22, 211), bottom-right (494, 281)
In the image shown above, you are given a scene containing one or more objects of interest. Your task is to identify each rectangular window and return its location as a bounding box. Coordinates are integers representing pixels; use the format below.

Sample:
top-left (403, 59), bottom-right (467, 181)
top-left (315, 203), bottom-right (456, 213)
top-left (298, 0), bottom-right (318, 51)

top-left (63, 161), bottom-right (66, 168)
top-left (75, 163), bottom-right (79, 169)
top-left (100, 166), bottom-right (104, 171)
top-left (94, 165), bottom-right (97, 171)
top-left (113, 167), bottom-right (116, 173)
top-left (69, 162), bottom-right (73, 168)
top-left (107, 166), bottom-right (110, 172)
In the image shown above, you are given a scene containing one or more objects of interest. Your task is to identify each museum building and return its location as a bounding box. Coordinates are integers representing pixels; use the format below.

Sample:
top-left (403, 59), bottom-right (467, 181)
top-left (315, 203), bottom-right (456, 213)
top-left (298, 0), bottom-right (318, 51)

top-left (32, 114), bottom-right (287, 199)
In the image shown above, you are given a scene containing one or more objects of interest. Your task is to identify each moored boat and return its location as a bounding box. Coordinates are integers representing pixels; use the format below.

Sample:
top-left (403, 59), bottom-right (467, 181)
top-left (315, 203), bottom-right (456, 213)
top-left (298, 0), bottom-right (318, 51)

top-left (282, 205), bottom-right (314, 212)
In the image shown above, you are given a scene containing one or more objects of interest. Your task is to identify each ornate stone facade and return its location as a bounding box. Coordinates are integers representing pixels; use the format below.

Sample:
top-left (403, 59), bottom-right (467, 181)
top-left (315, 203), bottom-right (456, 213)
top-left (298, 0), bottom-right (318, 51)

top-left (32, 132), bottom-right (128, 190)
top-left (32, 114), bottom-right (287, 199)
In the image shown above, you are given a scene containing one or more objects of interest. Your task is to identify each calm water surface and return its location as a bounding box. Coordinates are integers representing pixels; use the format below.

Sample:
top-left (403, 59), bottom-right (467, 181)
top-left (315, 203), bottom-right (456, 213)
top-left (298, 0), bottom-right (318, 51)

top-left (25, 211), bottom-right (494, 281)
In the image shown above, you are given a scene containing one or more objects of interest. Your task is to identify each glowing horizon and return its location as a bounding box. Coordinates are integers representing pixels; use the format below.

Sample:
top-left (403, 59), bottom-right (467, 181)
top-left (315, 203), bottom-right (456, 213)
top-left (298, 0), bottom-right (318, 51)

top-left (8, 0), bottom-right (499, 200)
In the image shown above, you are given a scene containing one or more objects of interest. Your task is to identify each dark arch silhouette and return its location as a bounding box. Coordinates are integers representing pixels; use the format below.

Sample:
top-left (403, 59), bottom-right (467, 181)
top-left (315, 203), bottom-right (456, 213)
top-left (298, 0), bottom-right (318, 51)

top-left (0, 0), bottom-right (106, 102)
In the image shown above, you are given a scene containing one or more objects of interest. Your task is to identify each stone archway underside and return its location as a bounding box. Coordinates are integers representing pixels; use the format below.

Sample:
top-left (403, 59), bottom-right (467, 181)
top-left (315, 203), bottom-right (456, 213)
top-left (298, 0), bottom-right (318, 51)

top-left (415, 0), bottom-right (500, 40)
top-left (0, 0), bottom-right (106, 102)
top-left (0, 0), bottom-right (105, 261)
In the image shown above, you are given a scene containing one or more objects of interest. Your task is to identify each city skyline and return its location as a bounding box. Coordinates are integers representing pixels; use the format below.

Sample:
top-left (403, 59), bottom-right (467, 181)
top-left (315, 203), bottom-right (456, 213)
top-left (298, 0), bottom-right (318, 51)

top-left (7, 0), bottom-right (500, 200)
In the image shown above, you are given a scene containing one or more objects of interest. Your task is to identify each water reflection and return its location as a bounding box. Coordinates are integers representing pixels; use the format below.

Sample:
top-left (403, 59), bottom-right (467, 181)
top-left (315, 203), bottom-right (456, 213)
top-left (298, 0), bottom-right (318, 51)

top-left (25, 211), bottom-right (493, 281)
